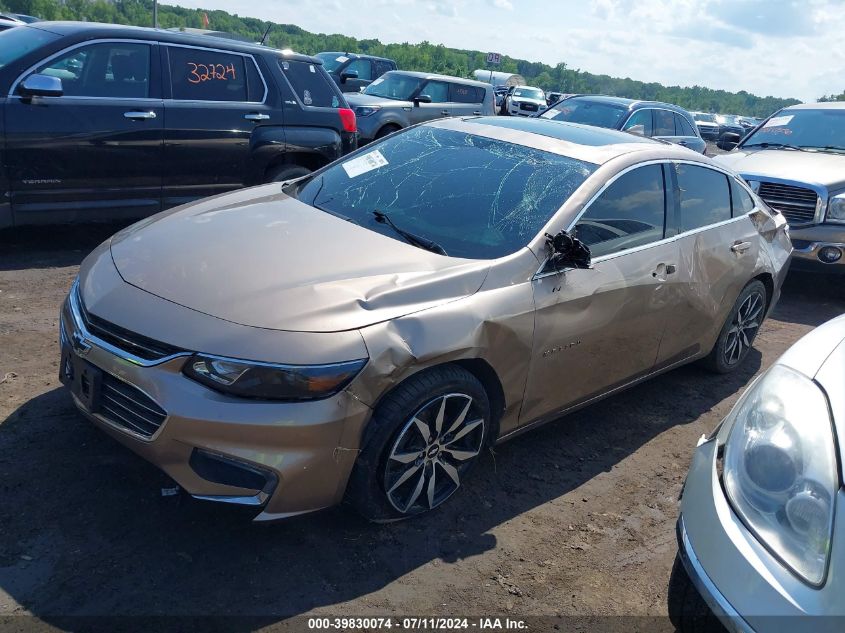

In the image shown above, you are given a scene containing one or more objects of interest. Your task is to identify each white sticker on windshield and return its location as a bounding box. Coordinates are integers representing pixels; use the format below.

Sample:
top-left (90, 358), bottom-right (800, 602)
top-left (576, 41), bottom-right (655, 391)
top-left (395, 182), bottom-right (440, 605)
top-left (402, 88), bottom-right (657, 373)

top-left (336, 55), bottom-right (349, 63)
top-left (342, 150), bottom-right (389, 178)
top-left (764, 115), bottom-right (793, 128)
top-left (370, 76), bottom-right (385, 87)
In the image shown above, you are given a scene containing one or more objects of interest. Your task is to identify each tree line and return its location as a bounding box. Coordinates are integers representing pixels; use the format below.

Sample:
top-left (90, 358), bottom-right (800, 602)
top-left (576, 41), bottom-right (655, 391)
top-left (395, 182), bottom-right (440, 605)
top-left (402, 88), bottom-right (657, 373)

top-left (1, 0), bottom-right (802, 117)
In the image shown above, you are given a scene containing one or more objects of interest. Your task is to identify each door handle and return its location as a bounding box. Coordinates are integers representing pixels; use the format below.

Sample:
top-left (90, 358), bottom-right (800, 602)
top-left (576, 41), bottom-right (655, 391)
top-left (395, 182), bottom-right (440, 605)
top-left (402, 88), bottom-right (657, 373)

top-left (124, 111), bottom-right (156, 120)
top-left (440, 110), bottom-right (450, 116)
top-left (731, 241), bottom-right (752, 254)
top-left (473, 110), bottom-right (482, 115)
top-left (244, 113), bottom-right (270, 121)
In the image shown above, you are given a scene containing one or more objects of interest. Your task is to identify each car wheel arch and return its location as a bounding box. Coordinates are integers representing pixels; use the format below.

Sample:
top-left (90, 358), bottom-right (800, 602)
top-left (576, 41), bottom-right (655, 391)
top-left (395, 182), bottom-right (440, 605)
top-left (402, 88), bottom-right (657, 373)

top-left (263, 152), bottom-right (326, 181)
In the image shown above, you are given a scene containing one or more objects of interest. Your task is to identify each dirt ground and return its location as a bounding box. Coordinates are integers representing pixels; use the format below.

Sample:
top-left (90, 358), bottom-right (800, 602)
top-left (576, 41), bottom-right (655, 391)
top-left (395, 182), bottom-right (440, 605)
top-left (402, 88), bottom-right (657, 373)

top-left (0, 222), bottom-right (843, 632)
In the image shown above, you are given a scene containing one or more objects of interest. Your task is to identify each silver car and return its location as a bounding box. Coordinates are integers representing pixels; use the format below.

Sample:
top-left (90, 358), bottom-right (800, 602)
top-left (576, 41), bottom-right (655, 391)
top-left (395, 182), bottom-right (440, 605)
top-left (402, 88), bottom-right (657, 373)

top-left (672, 314), bottom-right (845, 632)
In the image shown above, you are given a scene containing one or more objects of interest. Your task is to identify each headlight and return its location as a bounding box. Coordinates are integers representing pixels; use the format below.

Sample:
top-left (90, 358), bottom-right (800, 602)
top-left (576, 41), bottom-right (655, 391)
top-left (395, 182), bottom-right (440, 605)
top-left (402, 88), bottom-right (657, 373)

top-left (184, 354), bottom-right (367, 401)
top-left (723, 364), bottom-right (837, 586)
top-left (354, 106), bottom-right (380, 117)
top-left (826, 193), bottom-right (845, 224)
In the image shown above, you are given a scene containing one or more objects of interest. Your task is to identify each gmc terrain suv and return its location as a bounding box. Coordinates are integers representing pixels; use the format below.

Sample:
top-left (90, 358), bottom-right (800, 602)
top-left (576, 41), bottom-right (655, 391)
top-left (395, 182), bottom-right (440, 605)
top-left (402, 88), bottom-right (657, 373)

top-left (0, 22), bottom-right (358, 228)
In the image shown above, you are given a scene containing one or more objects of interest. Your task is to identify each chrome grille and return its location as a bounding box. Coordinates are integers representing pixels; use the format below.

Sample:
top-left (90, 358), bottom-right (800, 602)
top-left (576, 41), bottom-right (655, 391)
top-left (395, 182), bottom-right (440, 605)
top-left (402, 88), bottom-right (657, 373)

top-left (74, 285), bottom-right (182, 361)
top-left (98, 373), bottom-right (166, 438)
top-left (757, 182), bottom-right (819, 226)
top-left (520, 102), bottom-right (538, 111)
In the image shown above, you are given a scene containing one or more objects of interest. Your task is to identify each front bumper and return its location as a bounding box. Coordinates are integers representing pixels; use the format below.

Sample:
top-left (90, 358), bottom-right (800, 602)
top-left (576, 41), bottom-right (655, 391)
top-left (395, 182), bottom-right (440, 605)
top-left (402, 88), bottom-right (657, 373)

top-left (789, 224), bottom-right (845, 273)
top-left (679, 437), bottom-right (845, 632)
top-left (59, 290), bottom-right (372, 521)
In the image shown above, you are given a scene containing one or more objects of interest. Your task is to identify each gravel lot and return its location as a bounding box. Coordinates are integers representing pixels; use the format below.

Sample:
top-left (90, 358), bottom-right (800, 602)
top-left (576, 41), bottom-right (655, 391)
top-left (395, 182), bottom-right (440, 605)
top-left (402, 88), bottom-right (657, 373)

top-left (1, 222), bottom-right (843, 631)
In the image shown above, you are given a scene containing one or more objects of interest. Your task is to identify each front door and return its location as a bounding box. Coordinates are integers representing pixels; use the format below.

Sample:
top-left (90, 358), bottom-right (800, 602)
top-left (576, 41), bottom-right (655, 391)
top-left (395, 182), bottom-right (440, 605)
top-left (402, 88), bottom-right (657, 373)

top-left (411, 80), bottom-right (452, 123)
top-left (161, 44), bottom-right (274, 207)
top-left (521, 163), bottom-right (679, 424)
top-left (4, 40), bottom-right (164, 224)
top-left (340, 58), bottom-right (372, 93)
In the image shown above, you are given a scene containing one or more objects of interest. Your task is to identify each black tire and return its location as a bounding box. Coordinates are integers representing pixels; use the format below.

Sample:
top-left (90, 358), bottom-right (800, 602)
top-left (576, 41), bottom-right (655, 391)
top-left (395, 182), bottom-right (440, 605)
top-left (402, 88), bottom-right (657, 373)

top-left (668, 555), bottom-right (727, 633)
top-left (702, 280), bottom-right (767, 374)
top-left (375, 124), bottom-right (401, 139)
top-left (266, 164), bottom-right (311, 183)
top-left (345, 365), bottom-right (491, 522)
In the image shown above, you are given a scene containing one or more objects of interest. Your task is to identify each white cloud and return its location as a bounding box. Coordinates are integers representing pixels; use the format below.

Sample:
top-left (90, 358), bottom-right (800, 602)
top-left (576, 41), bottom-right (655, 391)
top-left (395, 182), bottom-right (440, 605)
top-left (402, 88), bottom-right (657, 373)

top-left (492, 0), bottom-right (514, 10)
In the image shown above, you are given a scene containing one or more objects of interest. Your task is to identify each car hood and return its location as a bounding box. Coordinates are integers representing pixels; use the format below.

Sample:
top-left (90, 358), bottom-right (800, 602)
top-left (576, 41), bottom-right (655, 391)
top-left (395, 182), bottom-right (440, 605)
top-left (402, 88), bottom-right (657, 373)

top-left (109, 184), bottom-right (489, 333)
top-left (345, 93), bottom-right (413, 109)
top-left (714, 149), bottom-right (845, 191)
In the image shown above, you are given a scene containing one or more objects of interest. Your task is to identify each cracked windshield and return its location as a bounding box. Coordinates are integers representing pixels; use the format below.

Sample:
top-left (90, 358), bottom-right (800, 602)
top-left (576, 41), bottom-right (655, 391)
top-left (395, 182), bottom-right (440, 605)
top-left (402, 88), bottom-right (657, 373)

top-left (297, 125), bottom-right (596, 259)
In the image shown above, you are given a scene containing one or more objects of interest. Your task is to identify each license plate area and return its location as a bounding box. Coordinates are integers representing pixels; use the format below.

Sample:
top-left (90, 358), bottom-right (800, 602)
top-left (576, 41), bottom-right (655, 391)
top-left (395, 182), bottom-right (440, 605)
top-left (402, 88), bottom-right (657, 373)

top-left (60, 347), bottom-right (102, 412)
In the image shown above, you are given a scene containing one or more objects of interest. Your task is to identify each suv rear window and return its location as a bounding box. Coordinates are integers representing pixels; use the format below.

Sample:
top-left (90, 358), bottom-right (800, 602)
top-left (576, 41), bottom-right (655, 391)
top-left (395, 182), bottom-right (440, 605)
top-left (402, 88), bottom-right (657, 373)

top-left (279, 59), bottom-right (340, 108)
top-left (168, 46), bottom-right (249, 102)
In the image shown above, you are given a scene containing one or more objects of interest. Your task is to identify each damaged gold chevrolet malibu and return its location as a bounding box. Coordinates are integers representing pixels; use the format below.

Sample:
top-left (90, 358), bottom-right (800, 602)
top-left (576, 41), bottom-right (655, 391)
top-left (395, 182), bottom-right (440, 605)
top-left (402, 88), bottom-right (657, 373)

top-left (59, 116), bottom-right (791, 522)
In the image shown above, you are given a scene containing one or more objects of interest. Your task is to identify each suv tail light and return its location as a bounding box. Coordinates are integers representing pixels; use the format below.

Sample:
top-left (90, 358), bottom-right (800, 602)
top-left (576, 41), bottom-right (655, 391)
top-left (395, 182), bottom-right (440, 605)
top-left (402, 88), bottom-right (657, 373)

top-left (339, 108), bottom-right (357, 133)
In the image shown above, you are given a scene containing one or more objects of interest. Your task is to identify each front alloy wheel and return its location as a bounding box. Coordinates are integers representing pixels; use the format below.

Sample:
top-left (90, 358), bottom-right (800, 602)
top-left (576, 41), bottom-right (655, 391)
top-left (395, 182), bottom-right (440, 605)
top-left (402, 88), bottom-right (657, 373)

top-left (384, 394), bottom-right (485, 514)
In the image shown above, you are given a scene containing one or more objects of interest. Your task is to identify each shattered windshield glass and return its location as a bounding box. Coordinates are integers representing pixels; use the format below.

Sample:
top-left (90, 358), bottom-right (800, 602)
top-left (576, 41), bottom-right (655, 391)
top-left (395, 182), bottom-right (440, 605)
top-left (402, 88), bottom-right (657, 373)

top-left (297, 126), bottom-right (597, 259)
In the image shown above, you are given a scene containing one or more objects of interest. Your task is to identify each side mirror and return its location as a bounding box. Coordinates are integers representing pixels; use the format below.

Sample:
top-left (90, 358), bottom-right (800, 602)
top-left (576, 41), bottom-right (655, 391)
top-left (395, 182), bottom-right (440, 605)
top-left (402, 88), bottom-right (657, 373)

top-left (340, 69), bottom-right (359, 83)
top-left (544, 229), bottom-right (591, 271)
top-left (19, 74), bottom-right (63, 99)
top-left (414, 94), bottom-right (432, 106)
top-left (717, 132), bottom-right (741, 151)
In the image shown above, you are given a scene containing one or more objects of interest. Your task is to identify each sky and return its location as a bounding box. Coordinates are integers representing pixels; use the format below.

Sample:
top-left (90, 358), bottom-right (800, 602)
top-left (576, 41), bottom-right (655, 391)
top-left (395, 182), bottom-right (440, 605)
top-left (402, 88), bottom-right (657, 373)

top-left (170, 0), bottom-right (845, 102)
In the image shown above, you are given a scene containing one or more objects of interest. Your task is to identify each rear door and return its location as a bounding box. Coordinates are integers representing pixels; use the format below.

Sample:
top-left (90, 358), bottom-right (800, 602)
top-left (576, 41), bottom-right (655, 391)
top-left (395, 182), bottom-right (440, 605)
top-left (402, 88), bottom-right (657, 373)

top-left (673, 112), bottom-right (706, 153)
top-left (522, 163), bottom-right (681, 423)
top-left (161, 43), bottom-right (273, 207)
top-left (4, 40), bottom-right (164, 223)
top-left (449, 83), bottom-right (484, 117)
top-left (656, 163), bottom-right (760, 367)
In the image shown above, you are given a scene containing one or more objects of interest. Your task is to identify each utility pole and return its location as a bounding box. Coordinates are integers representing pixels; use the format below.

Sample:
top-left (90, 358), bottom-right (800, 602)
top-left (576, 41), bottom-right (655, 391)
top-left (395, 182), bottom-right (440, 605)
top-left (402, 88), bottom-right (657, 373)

top-left (153, 0), bottom-right (158, 28)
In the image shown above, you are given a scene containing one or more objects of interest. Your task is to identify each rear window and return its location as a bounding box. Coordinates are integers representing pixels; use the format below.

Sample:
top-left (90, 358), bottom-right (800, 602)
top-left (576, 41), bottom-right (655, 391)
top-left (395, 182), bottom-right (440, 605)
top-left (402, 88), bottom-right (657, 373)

top-left (541, 98), bottom-right (627, 129)
top-left (168, 46), bottom-right (249, 102)
top-left (0, 26), bottom-right (59, 70)
top-left (279, 59), bottom-right (340, 108)
top-left (296, 126), bottom-right (597, 259)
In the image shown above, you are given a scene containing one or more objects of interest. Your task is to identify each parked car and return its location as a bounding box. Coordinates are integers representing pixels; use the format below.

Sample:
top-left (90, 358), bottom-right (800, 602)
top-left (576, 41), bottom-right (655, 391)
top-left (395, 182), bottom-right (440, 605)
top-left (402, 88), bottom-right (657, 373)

top-left (0, 22), bottom-right (358, 229)
top-left (503, 85), bottom-right (547, 116)
top-left (2, 12), bottom-right (40, 23)
top-left (315, 51), bottom-right (397, 93)
top-left (0, 14), bottom-right (24, 30)
top-left (715, 114), bottom-right (747, 141)
top-left (671, 313), bottom-right (845, 633)
top-left (691, 111), bottom-right (720, 140)
top-left (546, 91), bottom-right (563, 106)
top-left (714, 102), bottom-right (845, 274)
top-left (493, 85), bottom-right (509, 109)
top-left (345, 70), bottom-right (495, 143)
top-left (739, 116), bottom-right (762, 133)
top-left (541, 95), bottom-right (707, 153)
top-left (60, 116), bottom-right (789, 522)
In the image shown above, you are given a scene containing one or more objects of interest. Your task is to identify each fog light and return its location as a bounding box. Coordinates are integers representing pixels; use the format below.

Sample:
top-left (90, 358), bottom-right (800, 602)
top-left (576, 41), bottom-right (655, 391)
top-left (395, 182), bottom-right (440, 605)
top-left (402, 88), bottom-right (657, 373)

top-left (818, 246), bottom-right (842, 263)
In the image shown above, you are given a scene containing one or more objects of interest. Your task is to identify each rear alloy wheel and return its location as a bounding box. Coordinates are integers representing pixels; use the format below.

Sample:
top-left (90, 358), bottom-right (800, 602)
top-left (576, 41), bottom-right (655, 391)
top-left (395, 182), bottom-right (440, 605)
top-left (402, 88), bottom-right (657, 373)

top-left (703, 280), bottom-right (767, 373)
top-left (266, 164), bottom-right (311, 184)
top-left (384, 393), bottom-right (485, 514)
top-left (344, 366), bottom-right (490, 522)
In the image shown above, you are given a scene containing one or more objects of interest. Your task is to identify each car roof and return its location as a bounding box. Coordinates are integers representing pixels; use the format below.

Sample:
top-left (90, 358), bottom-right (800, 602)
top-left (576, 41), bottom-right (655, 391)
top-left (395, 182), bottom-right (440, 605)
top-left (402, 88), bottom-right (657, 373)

top-left (383, 70), bottom-right (491, 89)
top-left (28, 22), bottom-right (318, 62)
top-left (317, 51), bottom-right (394, 63)
top-left (564, 94), bottom-right (692, 116)
top-left (426, 116), bottom-right (710, 168)
top-left (784, 102), bottom-right (845, 111)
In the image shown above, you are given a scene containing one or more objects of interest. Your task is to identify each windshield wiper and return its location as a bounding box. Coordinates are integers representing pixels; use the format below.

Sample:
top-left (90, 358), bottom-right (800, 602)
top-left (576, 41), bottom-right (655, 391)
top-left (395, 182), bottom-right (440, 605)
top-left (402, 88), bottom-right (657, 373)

top-left (372, 210), bottom-right (447, 255)
top-left (743, 142), bottom-right (805, 151)
top-left (801, 145), bottom-right (845, 154)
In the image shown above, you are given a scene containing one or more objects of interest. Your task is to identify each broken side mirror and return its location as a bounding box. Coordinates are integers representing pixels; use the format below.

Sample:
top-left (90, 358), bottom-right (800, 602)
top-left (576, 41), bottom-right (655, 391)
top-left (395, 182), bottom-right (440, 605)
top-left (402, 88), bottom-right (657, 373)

top-left (544, 229), bottom-right (591, 271)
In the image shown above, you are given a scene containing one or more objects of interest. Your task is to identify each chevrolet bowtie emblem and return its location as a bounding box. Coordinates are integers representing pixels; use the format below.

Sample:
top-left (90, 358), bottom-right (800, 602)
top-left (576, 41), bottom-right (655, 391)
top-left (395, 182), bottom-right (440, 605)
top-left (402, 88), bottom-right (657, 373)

top-left (71, 331), bottom-right (92, 356)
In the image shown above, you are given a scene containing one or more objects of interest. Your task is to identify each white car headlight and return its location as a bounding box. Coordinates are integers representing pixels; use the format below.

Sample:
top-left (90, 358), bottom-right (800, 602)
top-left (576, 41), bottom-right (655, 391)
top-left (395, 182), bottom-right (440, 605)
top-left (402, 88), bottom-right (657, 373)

top-left (826, 193), bottom-right (845, 224)
top-left (723, 364), bottom-right (837, 586)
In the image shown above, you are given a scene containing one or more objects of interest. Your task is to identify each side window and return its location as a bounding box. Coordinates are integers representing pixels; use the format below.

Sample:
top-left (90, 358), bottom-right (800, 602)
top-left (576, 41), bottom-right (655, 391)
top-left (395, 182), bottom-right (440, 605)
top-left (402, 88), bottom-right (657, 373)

top-left (654, 109), bottom-right (676, 136)
top-left (421, 80), bottom-right (449, 103)
top-left (346, 58), bottom-right (372, 81)
top-left (731, 178), bottom-right (756, 216)
top-left (373, 60), bottom-right (392, 78)
top-left (676, 164), bottom-right (732, 231)
top-left (675, 113), bottom-right (697, 136)
top-left (574, 164), bottom-right (666, 258)
top-left (279, 59), bottom-right (340, 108)
top-left (245, 59), bottom-right (265, 102)
top-left (450, 83), bottom-right (480, 103)
top-left (168, 46), bottom-right (247, 102)
top-left (31, 42), bottom-right (150, 98)
top-left (622, 109), bottom-right (653, 137)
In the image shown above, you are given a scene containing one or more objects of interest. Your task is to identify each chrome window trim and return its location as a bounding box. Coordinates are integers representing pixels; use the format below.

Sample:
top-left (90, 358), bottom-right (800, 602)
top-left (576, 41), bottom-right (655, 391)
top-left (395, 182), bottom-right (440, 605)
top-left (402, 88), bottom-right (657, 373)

top-left (68, 279), bottom-right (190, 368)
top-left (9, 38), bottom-right (157, 98)
top-left (163, 42), bottom-right (268, 105)
top-left (621, 106), bottom-right (702, 139)
top-left (533, 158), bottom-right (754, 280)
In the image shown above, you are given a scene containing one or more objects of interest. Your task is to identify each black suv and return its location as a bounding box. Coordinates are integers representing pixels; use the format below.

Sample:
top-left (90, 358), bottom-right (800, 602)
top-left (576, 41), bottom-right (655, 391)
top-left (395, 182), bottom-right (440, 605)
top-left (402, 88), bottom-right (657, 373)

top-left (0, 22), bottom-right (358, 228)
top-left (315, 52), bottom-right (397, 93)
